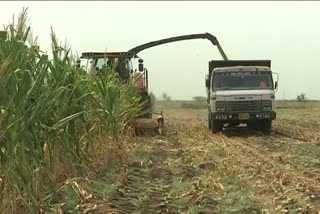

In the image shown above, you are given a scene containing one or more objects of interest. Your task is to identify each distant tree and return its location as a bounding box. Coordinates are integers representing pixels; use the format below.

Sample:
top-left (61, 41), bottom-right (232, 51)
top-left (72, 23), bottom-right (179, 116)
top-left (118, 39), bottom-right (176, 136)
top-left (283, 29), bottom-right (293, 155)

top-left (297, 93), bottom-right (307, 102)
top-left (162, 92), bottom-right (167, 100)
top-left (162, 92), bottom-right (171, 101)
top-left (193, 96), bottom-right (206, 104)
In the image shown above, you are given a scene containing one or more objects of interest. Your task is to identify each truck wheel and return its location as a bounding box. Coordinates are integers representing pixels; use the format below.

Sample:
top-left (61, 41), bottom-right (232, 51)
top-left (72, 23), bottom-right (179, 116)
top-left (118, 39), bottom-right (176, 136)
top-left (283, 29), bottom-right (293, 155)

top-left (208, 113), bottom-right (212, 129)
top-left (247, 121), bottom-right (258, 131)
top-left (211, 120), bottom-right (222, 134)
top-left (261, 120), bottom-right (272, 135)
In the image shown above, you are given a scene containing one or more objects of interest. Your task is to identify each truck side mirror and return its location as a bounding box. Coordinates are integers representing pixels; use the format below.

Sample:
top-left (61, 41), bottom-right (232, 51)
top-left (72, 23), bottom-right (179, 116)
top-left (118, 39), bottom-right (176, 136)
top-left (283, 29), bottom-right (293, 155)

top-left (138, 63), bottom-right (143, 72)
top-left (205, 75), bottom-right (209, 88)
top-left (272, 72), bottom-right (279, 92)
top-left (138, 59), bottom-right (144, 71)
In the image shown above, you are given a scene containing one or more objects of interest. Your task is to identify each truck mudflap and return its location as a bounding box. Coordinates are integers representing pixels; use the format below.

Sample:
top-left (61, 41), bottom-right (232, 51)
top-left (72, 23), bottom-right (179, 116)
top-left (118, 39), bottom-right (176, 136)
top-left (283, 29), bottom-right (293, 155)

top-left (212, 111), bottom-right (276, 121)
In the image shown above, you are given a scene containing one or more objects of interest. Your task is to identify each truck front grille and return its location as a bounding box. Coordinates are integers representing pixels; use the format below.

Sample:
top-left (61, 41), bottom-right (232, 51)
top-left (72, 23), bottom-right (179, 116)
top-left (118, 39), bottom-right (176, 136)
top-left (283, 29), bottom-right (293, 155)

top-left (226, 100), bottom-right (261, 112)
top-left (215, 101), bottom-right (225, 108)
top-left (262, 100), bottom-right (271, 107)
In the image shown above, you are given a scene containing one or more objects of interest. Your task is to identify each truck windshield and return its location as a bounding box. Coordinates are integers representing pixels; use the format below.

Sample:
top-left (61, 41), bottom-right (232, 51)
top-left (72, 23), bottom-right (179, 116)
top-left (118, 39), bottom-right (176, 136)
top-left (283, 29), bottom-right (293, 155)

top-left (212, 71), bottom-right (273, 90)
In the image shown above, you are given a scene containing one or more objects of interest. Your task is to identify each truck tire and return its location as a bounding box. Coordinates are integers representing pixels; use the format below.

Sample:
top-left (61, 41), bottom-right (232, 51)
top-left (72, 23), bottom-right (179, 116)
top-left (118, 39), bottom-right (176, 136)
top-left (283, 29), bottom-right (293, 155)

top-left (208, 113), bottom-right (212, 129)
top-left (260, 120), bottom-right (272, 135)
top-left (211, 119), bottom-right (222, 134)
top-left (247, 121), bottom-right (258, 131)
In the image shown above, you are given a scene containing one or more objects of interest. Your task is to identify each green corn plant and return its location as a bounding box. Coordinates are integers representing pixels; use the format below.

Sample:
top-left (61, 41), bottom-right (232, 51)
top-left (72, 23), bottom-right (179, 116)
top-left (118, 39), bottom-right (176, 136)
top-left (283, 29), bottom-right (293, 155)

top-left (89, 65), bottom-right (141, 139)
top-left (0, 8), bottom-right (141, 213)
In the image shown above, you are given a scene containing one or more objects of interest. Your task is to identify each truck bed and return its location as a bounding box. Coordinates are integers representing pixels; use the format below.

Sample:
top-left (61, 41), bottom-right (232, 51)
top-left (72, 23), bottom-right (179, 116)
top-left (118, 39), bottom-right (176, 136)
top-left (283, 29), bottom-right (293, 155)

top-left (208, 60), bottom-right (271, 79)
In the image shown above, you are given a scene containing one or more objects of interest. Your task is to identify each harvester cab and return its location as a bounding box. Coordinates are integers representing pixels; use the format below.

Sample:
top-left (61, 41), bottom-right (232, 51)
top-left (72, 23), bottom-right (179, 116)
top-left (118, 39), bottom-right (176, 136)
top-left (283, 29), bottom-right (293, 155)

top-left (79, 51), bottom-right (134, 80)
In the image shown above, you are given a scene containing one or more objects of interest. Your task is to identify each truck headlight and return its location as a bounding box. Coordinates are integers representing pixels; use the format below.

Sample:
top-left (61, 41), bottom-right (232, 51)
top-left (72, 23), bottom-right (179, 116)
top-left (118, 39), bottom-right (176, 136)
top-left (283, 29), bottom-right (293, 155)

top-left (216, 107), bottom-right (225, 112)
top-left (263, 106), bottom-right (271, 111)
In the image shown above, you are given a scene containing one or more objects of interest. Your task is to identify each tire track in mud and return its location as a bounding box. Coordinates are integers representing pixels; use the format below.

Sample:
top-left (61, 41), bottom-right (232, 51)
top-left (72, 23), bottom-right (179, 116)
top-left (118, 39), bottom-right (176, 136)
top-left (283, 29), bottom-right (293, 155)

top-left (108, 134), bottom-right (184, 214)
top-left (108, 156), bottom-right (173, 213)
top-left (107, 121), bottom-right (221, 214)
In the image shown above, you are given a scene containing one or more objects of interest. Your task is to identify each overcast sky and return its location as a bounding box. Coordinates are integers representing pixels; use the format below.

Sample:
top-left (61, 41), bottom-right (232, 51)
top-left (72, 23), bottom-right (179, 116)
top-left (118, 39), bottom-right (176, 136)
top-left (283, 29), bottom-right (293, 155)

top-left (1, 1), bottom-right (320, 100)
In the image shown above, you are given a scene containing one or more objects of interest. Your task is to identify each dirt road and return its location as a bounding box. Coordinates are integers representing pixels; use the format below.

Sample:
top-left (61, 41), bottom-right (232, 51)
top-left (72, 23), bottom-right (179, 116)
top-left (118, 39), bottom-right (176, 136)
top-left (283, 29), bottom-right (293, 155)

top-left (79, 107), bottom-right (320, 214)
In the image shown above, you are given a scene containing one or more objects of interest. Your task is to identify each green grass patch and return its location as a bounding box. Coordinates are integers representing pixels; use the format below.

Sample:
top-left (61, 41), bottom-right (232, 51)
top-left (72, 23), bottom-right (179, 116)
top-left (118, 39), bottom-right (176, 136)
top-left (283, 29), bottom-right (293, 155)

top-left (216, 176), bottom-right (266, 214)
top-left (289, 144), bottom-right (320, 169)
top-left (91, 178), bottom-right (122, 198)
top-left (171, 177), bottom-right (193, 191)
top-left (173, 195), bottom-right (193, 210)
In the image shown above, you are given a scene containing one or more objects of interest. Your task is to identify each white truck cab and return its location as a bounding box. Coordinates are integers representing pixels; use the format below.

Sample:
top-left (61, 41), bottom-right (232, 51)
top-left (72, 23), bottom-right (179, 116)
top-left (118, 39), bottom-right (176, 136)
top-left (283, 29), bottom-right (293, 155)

top-left (205, 60), bottom-right (278, 134)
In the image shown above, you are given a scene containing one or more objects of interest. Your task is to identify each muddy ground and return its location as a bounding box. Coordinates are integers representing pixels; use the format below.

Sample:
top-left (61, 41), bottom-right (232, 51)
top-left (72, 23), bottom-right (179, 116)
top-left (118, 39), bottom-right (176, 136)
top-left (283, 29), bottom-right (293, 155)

top-left (72, 105), bottom-right (320, 214)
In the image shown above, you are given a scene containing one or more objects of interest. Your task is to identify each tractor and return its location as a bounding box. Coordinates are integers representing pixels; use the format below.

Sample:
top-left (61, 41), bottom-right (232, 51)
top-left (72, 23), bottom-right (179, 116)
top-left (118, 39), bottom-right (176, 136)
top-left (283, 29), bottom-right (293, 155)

top-left (78, 51), bottom-right (164, 135)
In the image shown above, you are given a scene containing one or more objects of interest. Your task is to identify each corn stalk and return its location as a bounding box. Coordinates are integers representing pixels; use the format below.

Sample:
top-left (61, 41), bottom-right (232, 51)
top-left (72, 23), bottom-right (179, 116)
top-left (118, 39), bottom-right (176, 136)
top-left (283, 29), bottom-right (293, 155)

top-left (0, 8), bottom-right (140, 213)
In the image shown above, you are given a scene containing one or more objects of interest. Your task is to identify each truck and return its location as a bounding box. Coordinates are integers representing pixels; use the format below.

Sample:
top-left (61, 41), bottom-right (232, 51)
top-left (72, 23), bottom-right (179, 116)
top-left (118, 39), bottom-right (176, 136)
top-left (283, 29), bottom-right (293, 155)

top-left (205, 60), bottom-right (279, 134)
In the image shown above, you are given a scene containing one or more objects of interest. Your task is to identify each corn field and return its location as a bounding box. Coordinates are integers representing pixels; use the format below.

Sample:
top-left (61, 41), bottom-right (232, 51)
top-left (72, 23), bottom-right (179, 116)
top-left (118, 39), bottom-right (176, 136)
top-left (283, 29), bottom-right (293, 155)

top-left (0, 8), bottom-right (141, 213)
top-left (2, 7), bottom-right (320, 214)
